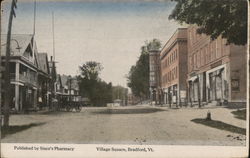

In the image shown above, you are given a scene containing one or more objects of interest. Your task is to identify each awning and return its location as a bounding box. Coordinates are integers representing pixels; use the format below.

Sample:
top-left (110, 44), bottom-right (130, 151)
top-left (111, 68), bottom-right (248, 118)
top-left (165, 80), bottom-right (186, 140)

top-left (188, 76), bottom-right (198, 82)
top-left (11, 81), bottom-right (24, 86)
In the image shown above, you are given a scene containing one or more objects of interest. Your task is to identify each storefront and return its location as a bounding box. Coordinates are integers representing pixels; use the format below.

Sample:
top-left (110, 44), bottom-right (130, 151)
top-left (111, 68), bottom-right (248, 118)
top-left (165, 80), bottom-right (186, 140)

top-left (206, 64), bottom-right (228, 104)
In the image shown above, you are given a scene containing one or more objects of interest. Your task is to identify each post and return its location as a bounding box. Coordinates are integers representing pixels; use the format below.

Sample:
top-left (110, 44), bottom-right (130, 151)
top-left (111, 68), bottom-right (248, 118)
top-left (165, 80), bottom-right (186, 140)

top-left (197, 75), bottom-right (201, 108)
top-left (15, 62), bottom-right (19, 111)
top-left (69, 76), bottom-right (72, 106)
top-left (0, 0), bottom-right (3, 129)
top-left (3, 0), bottom-right (17, 127)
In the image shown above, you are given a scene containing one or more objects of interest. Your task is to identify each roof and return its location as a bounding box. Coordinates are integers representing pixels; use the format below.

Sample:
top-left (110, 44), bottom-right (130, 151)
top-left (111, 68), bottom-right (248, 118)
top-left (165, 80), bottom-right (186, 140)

top-left (60, 75), bottom-right (79, 90)
top-left (56, 74), bottom-right (62, 87)
top-left (61, 74), bottom-right (68, 87)
top-left (49, 61), bottom-right (57, 81)
top-left (160, 28), bottom-right (188, 58)
top-left (37, 53), bottom-right (49, 74)
top-left (71, 78), bottom-right (79, 90)
top-left (1, 34), bottom-right (33, 56)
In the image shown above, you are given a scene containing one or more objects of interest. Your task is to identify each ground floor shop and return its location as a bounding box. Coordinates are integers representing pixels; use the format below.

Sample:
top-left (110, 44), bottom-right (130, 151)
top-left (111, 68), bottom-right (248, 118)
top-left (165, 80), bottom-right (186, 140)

top-left (13, 83), bottom-right (38, 111)
top-left (187, 63), bottom-right (245, 106)
top-left (1, 83), bottom-right (38, 112)
top-left (149, 87), bottom-right (163, 105)
top-left (162, 84), bottom-right (187, 107)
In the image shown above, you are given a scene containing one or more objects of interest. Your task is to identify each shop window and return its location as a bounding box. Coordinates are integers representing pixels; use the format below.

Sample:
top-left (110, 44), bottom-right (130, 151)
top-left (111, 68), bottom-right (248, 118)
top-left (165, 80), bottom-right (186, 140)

top-left (231, 79), bottom-right (240, 91)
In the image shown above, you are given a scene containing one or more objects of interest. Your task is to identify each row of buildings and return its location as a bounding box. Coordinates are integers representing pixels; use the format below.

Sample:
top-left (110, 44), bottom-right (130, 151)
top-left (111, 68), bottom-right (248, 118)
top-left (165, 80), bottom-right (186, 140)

top-left (149, 25), bottom-right (247, 107)
top-left (1, 34), bottom-right (79, 112)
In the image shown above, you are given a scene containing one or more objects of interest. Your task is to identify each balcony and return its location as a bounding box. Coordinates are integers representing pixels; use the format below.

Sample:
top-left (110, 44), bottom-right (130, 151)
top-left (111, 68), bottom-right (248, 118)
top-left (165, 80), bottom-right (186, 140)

top-left (10, 73), bottom-right (37, 86)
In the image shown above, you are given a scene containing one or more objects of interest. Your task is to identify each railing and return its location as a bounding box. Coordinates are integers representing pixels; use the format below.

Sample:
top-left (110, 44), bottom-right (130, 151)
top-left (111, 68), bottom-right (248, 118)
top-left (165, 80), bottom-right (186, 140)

top-left (10, 73), bottom-right (37, 86)
top-left (20, 73), bottom-right (37, 86)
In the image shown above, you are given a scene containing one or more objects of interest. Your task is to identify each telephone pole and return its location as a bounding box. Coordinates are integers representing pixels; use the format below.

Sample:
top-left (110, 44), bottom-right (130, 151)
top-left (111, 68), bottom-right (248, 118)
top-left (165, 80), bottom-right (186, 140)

top-left (0, 0), bottom-right (4, 129)
top-left (3, 0), bottom-right (17, 127)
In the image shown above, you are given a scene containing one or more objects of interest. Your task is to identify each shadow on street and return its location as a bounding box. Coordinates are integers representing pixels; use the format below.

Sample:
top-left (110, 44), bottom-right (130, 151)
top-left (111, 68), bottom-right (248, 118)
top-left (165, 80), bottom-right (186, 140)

top-left (1, 122), bottom-right (46, 138)
top-left (191, 118), bottom-right (246, 135)
top-left (92, 108), bottom-right (166, 115)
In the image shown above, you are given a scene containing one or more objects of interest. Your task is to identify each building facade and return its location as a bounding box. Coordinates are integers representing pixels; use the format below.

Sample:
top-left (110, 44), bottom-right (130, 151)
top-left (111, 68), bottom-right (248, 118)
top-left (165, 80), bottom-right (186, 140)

top-left (1, 34), bottom-right (39, 111)
top-left (187, 25), bottom-right (247, 106)
top-left (37, 53), bottom-right (51, 109)
top-left (160, 28), bottom-right (188, 106)
top-left (149, 50), bottom-right (162, 104)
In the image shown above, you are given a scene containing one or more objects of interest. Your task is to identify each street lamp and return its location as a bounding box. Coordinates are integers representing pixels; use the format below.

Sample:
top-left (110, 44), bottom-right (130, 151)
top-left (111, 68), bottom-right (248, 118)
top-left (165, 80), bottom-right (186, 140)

top-left (1, 39), bottom-right (22, 53)
top-left (10, 39), bottom-right (22, 52)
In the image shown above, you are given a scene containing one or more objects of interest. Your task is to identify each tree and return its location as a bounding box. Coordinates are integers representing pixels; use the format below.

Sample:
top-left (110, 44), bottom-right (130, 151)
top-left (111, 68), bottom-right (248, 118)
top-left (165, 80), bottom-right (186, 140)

top-left (79, 61), bottom-right (103, 80)
top-left (78, 61), bottom-right (112, 106)
top-left (169, 0), bottom-right (247, 45)
top-left (127, 39), bottom-right (161, 100)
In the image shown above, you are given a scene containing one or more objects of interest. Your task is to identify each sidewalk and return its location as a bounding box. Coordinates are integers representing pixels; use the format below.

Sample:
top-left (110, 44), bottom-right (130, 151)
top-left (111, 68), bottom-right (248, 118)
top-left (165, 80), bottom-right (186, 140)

top-left (149, 103), bottom-right (246, 129)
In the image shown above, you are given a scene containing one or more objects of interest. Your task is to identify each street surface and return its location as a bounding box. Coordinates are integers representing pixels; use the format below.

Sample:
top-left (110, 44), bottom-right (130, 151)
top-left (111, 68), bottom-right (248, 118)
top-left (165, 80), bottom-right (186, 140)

top-left (1, 105), bottom-right (246, 146)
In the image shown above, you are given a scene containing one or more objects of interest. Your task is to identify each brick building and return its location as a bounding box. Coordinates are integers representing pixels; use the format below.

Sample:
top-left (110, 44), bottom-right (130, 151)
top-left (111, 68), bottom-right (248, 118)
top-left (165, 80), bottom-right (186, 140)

top-left (149, 50), bottom-right (162, 104)
top-left (187, 25), bottom-right (247, 106)
top-left (160, 28), bottom-right (188, 106)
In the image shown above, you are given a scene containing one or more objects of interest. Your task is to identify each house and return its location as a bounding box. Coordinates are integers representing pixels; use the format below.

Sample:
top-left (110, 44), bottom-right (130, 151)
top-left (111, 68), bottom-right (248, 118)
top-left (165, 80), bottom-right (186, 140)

top-left (37, 53), bottom-right (51, 109)
top-left (160, 28), bottom-right (188, 106)
top-left (1, 34), bottom-right (39, 111)
top-left (48, 56), bottom-right (57, 99)
top-left (60, 74), bottom-right (80, 102)
top-left (187, 25), bottom-right (247, 106)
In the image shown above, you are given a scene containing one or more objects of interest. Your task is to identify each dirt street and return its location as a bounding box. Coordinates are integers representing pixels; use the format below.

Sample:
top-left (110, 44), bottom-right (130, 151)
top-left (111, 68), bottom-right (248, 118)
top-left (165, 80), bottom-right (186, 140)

top-left (1, 105), bottom-right (246, 146)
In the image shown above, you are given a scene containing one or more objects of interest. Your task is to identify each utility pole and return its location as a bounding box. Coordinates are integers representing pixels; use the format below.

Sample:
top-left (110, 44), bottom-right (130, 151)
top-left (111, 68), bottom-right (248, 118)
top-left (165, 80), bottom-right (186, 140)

top-left (69, 76), bottom-right (72, 107)
top-left (52, 12), bottom-right (55, 61)
top-left (3, 0), bottom-right (17, 127)
top-left (0, 0), bottom-right (4, 130)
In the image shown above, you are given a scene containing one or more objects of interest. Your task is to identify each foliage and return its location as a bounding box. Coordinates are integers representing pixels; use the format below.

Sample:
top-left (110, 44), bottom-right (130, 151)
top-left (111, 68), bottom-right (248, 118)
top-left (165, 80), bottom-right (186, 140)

top-left (79, 61), bottom-right (103, 80)
top-left (127, 39), bottom-right (161, 99)
top-left (169, 0), bottom-right (247, 45)
top-left (78, 61), bottom-right (112, 106)
top-left (112, 85), bottom-right (128, 101)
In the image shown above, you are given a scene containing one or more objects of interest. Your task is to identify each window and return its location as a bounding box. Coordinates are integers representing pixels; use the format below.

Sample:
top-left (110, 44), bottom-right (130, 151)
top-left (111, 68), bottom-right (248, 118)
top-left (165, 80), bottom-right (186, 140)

top-left (208, 45), bottom-right (211, 62)
top-left (176, 67), bottom-right (178, 79)
top-left (198, 51), bottom-right (201, 67)
top-left (194, 53), bottom-right (196, 68)
top-left (189, 31), bottom-right (192, 44)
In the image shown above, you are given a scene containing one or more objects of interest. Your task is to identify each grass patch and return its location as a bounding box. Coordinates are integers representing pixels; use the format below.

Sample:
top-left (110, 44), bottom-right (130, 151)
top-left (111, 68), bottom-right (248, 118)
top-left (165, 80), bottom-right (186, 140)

top-left (191, 119), bottom-right (246, 135)
top-left (1, 122), bottom-right (46, 138)
top-left (231, 109), bottom-right (246, 120)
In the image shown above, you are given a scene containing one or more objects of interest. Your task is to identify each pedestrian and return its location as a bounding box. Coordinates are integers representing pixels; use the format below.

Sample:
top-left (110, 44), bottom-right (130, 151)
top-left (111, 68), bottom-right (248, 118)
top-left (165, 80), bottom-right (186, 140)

top-left (38, 96), bottom-right (43, 110)
top-left (168, 93), bottom-right (172, 108)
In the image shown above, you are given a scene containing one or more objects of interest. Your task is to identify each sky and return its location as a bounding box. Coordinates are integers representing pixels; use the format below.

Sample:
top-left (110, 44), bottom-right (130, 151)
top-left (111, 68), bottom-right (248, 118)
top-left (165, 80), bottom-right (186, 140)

top-left (2, 0), bottom-right (183, 87)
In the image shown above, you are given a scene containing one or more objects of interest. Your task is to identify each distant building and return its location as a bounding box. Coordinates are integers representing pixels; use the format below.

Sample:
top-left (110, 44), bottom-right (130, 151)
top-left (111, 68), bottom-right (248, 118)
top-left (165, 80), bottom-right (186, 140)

top-left (59, 74), bottom-right (80, 102)
top-left (127, 93), bottom-right (140, 105)
top-left (187, 25), bottom-right (247, 106)
top-left (149, 50), bottom-right (162, 104)
top-left (48, 56), bottom-right (57, 99)
top-left (160, 28), bottom-right (188, 106)
top-left (112, 85), bottom-right (128, 106)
